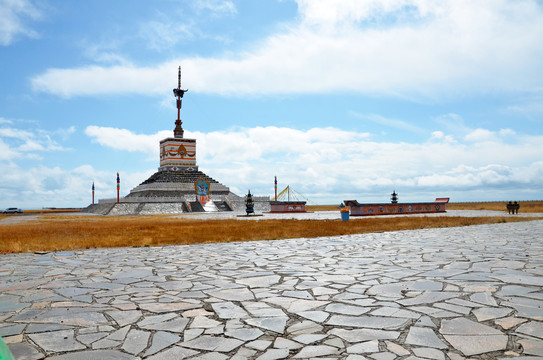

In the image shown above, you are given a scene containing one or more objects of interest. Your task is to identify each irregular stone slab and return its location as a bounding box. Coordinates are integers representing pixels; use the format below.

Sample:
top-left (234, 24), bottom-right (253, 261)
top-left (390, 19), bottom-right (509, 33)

top-left (370, 306), bottom-right (420, 319)
top-left (297, 311), bottom-right (329, 323)
top-left (121, 328), bottom-right (150, 355)
top-left (329, 328), bottom-right (400, 342)
top-left (244, 317), bottom-right (288, 334)
top-left (441, 317), bottom-right (504, 335)
top-left (191, 316), bottom-right (222, 329)
top-left (347, 340), bottom-right (379, 353)
top-left (518, 338), bottom-right (543, 356)
top-left (255, 348), bottom-right (289, 360)
top-left (92, 338), bottom-right (121, 349)
top-left (212, 302), bottom-right (249, 319)
top-left (55, 287), bottom-right (95, 298)
top-left (367, 280), bottom-right (443, 298)
top-left (293, 345), bottom-right (340, 358)
top-left (106, 325), bottom-right (131, 341)
top-left (236, 275), bottom-right (281, 288)
top-left (472, 307), bottom-right (512, 322)
top-left (516, 321), bottom-right (543, 339)
top-left (46, 350), bottom-right (135, 359)
top-left (441, 318), bottom-right (507, 356)
top-left (286, 320), bottom-right (323, 335)
top-left (0, 324), bottom-right (25, 337)
top-left (137, 313), bottom-right (177, 327)
top-left (140, 317), bottom-right (189, 333)
top-left (106, 310), bottom-right (142, 327)
top-left (327, 315), bottom-right (409, 330)
top-left (206, 288), bottom-right (254, 301)
top-left (325, 303), bottom-right (370, 316)
top-left (385, 341), bottom-right (410, 356)
top-left (263, 297), bottom-right (329, 313)
top-left (397, 292), bottom-right (461, 306)
top-left (145, 346), bottom-right (199, 360)
top-left (77, 332), bottom-right (108, 345)
top-left (7, 342), bottom-right (44, 360)
top-left (144, 331), bottom-right (181, 356)
top-left (138, 302), bottom-right (200, 313)
top-left (25, 323), bottom-right (73, 333)
top-left (434, 302), bottom-right (471, 315)
top-left (413, 347), bottom-right (445, 360)
top-left (292, 333), bottom-right (327, 344)
top-left (443, 334), bottom-right (508, 356)
top-left (28, 308), bottom-right (109, 326)
top-left (245, 339), bottom-right (272, 351)
top-left (405, 327), bottom-right (447, 349)
top-left (181, 335), bottom-right (244, 352)
top-left (273, 337), bottom-right (303, 350)
top-left (469, 292), bottom-right (498, 306)
top-left (225, 327), bottom-right (264, 341)
top-left (283, 290), bottom-right (314, 299)
top-left (28, 330), bottom-right (85, 353)
top-left (495, 316), bottom-right (527, 330)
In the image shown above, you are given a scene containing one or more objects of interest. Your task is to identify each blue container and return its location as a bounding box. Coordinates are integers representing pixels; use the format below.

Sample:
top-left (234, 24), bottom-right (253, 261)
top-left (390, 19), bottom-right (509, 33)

top-left (340, 211), bottom-right (349, 221)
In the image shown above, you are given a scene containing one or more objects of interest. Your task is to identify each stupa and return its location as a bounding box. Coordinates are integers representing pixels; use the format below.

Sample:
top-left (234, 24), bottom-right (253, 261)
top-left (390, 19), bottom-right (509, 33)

top-left (84, 67), bottom-right (269, 215)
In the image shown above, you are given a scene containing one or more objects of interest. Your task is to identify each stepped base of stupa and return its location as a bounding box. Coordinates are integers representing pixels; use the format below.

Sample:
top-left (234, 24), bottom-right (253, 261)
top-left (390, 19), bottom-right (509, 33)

top-left (83, 170), bottom-right (270, 215)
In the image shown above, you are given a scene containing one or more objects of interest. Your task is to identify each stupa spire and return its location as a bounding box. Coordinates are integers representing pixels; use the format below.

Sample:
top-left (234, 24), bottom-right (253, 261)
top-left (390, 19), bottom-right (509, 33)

top-left (172, 66), bottom-right (188, 138)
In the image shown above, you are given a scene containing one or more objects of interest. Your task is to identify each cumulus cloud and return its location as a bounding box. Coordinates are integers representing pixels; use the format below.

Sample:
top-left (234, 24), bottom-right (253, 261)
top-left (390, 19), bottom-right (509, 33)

top-left (0, 123), bottom-right (71, 161)
top-left (31, 0), bottom-right (543, 99)
top-left (0, 0), bottom-right (42, 46)
top-left (85, 126), bottom-right (170, 158)
top-left (82, 124), bottom-right (543, 203)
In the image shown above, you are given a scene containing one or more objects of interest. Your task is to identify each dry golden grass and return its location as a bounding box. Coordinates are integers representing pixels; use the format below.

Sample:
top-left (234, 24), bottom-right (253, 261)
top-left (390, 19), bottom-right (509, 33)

top-left (24, 208), bottom-right (82, 214)
top-left (0, 214), bottom-right (539, 254)
top-left (447, 201), bottom-right (543, 212)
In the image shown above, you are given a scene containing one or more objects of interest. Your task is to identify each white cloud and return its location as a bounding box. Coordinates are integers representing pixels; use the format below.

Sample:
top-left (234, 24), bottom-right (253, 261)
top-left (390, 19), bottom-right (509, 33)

top-left (31, 0), bottom-right (543, 100)
top-left (350, 112), bottom-right (426, 134)
top-left (464, 128), bottom-right (496, 142)
top-left (85, 126), bottom-right (170, 159)
top-left (0, 0), bottom-right (42, 46)
top-left (82, 124), bottom-right (543, 203)
top-left (139, 20), bottom-right (194, 51)
top-left (193, 0), bottom-right (236, 16)
top-left (0, 123), bottom-right (70, 160)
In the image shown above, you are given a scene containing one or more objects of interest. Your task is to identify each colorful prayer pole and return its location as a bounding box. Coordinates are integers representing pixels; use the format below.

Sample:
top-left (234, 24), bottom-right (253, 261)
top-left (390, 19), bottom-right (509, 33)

top-left (92, 182), bottom-right (95, 205)
top-left (274, 176), bottom-right (277, 201)
top-left (116, 172), bottom-right (120, 203)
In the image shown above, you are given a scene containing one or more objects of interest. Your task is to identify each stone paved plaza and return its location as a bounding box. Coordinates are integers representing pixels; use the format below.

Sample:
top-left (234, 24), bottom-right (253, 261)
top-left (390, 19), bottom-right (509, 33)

top-left (1, 216), bottom-right (543, 359)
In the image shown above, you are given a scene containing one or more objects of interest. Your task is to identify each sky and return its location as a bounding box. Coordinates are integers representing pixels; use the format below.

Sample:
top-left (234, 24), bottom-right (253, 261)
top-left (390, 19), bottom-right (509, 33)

top-left (1, 0), bottom-right (543, 209)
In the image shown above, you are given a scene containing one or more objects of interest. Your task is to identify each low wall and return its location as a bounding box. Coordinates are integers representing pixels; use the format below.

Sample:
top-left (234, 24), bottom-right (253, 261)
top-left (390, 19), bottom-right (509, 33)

top-left (345, 200), bottom-right (447, 216)
top-left (270, 201), bottom-right (306, 213)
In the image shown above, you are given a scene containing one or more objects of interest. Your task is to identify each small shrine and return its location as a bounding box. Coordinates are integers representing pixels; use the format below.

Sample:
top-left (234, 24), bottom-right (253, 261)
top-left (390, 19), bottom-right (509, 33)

top-left (391, 190), bottom-right (398, 204)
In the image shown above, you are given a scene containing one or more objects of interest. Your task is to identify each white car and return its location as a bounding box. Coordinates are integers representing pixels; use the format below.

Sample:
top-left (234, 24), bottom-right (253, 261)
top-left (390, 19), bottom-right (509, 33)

top-left (2, 208), bottom-right (23, 214)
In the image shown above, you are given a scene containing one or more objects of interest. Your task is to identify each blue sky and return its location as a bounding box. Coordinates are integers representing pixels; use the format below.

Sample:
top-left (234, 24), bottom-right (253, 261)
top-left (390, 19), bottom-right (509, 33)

top-left (1, 0), bottom-right (543, 209)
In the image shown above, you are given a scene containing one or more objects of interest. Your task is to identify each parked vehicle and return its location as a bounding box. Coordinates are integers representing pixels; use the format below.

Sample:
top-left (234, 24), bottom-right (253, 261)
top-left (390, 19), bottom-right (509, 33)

top-left (2, 208), bottom-right (23, 214)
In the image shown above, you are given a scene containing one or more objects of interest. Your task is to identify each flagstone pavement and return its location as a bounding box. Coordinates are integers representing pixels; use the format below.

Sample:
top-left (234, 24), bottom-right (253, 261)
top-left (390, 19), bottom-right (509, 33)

top-left (1, 218), bottom-right (543, 359)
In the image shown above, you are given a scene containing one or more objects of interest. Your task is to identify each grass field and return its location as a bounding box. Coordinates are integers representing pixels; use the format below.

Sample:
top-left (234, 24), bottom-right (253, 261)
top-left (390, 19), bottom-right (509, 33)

top-left (0, 211), bottom-right (540, 254)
